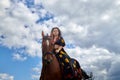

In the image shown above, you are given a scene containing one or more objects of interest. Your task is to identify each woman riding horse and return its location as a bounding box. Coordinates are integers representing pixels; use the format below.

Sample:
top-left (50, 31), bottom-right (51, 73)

top-left (50, 27), bottom-right (91, 80)
top-left (40, 27), bottom-right (91, 80)
top-left (40, 31), bottom-right (63, 80)
top-left (50, 27), bottom-right (74, 79)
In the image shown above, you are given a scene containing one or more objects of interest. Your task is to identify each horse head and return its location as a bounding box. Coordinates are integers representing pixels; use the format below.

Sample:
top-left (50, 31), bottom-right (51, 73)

top-left (41, 31), bottom-right (54, 64)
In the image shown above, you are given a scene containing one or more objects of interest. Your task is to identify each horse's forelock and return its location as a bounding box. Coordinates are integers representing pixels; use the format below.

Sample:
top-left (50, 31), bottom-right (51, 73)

top-left (42, 35), bottom-right (53, 54)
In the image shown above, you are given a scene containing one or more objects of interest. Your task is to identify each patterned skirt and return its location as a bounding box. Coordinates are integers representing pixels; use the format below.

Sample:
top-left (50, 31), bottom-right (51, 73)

top-left (54, 49), bottom-right (74, 79)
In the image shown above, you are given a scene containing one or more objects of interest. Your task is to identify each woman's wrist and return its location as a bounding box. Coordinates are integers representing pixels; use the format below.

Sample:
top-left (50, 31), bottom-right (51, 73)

top-left (55, 49), bottom-right (60, 53)
top-left (57, 48), bottom-right (60, 51)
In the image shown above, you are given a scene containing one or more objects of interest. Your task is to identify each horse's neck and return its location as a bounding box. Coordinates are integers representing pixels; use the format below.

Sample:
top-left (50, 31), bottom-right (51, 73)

top-left (43, 55), bottom-right (60, 73)
top-left (41, 54), bottom-right (63, 80)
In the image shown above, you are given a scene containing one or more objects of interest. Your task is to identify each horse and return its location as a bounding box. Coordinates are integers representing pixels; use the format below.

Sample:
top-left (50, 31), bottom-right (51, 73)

top-left (40, 31), bottom-right (63, 80)
top-left (40, 31), bottom-right (87, 80)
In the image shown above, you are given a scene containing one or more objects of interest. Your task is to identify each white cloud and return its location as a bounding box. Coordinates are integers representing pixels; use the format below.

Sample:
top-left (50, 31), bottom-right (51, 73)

top-left (0, 0), bottom-right (61, 59)
top-left (115, 0), bottom-right (120, 5)
top-left (32, 75), bottom-right (40, 80)
top-left (106, 56), bottom-right (120, 80)
top-left (40, 0), bottom-right (120, 53)
top-left (32, 67), bottom-right (41, 74)
top-left (101, 14), bottom-right (110, 21)
top-left (0, 0), bottom-right (11, 8)
top-left (34, 0), bottom-right (40, 4)
top-left (65, 45), bottom-right (120, 80)
top-left (11, 2), bottom-right (38, 24)
top-left (0, 1), bottom-right (43, 58)
top-left (32, 45), bottom-right (120, 80)
top-left (35, 0), bottom-right (120, 78)
top-left (0, 73), bottom-right (14, 80)
top-left (32, 62), bottom-right (42, 80)
top-left (0, 0), bottom-right (11, 19)
top-left (13, 53), bottom-right (27, 61)
top-left (1, 0), bottom-right (120, 80)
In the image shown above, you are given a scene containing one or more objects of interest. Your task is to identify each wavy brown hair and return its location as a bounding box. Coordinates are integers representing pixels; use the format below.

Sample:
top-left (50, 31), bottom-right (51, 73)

top-left (50, 27), bottom-right (62, 38)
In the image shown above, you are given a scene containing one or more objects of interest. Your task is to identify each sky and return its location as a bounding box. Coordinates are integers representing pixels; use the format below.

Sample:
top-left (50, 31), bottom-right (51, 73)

top-left (0, 0), bottom-right (120, 80)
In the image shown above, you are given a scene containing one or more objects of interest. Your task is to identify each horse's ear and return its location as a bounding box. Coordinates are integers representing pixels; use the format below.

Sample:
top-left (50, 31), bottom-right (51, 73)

top-left (47, 33), bottom-right (49, 36)
top-left (42, 31), bottom-right (44, 37)
top-left (50, 33), bottom-right (53, 39)
top-left (50, 33), bottom-right (52, 37)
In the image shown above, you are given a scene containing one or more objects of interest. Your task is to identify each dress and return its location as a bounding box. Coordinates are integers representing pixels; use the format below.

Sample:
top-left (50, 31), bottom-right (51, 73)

top-left (53, 37), bottom-right (73, 79)
top-left (53, 37), bottom-right (91, 79)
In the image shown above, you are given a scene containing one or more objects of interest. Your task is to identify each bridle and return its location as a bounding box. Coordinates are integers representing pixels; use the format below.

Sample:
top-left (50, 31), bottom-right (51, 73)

top-left (42, 35), bottom-right (54, 64)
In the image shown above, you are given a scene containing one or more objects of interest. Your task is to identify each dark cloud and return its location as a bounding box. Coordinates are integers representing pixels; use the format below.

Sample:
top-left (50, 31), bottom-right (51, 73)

top-left (107, 59), bottom-right (120, 80)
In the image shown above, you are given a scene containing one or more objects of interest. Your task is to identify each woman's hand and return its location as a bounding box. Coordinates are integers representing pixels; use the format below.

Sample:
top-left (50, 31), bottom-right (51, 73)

top-left (54, 44), bottom-right (59, 49)
top-left (54, 43), bottom-right (63, 53)
top-left (55, 49), bottom-right (60, 53)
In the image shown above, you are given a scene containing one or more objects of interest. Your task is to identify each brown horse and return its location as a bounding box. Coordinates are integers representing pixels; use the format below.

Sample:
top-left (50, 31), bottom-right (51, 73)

top-left (40, 31), bottom-right (63, 80)
top-left (40, 31), bottom-right (84, 80)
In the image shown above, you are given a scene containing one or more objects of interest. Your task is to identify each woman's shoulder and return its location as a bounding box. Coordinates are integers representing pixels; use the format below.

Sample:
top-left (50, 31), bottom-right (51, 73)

top-left (59, 36), bottom-right (65, 43)
top-left (58, 36), bottom-right (64, 41)
top-left (59, 36), bottom-right (64, 39)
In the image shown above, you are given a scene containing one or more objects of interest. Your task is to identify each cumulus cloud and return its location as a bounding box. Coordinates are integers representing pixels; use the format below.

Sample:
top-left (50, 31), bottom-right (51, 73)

top-left (35, 0), bottom-right (120, 79)
top-left (13, 53), bottom-right (27, 61)
top-left (0, 73), bottom-right (14, 80)
top-left (32, 75), bottom-right (40, 80)
top-left (0, 0), bottom-right (43, 58)
top-left (106, 57), bottom-right (120, 80)
top-left (65, 45), bottom-right (120, 80)
top-left (1, 0), bottom-right (120, 80)
top-left (40, 0), bottom-right (120, 53)
top-left (32, 45), bottom-right (120, 80)
top-left (32, 62), bottom-right (42, 80)
top-left (0, 0), bottom-right (60, 59)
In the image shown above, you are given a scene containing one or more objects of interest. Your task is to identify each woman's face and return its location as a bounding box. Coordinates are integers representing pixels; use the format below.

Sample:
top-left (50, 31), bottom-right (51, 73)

top-left (52, 28), bottom-right (59, 36)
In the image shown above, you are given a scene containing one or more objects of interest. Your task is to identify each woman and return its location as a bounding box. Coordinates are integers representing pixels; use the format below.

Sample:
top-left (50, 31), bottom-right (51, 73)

top-left (50, 27), bottom-right (91, 80)
top-left (50, 27), bottom-right (73, 79)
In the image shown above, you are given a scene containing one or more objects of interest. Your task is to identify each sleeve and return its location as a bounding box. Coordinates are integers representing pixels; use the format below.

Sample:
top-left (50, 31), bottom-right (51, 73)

top-left (59, 37), bottom-right (65, 47)
top-left (55, 37), bottom-right (66, 47)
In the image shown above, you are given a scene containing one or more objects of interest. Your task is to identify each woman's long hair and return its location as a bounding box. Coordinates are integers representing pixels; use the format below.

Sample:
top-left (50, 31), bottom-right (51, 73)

top-left (50, 27), bottom-right (62, 39)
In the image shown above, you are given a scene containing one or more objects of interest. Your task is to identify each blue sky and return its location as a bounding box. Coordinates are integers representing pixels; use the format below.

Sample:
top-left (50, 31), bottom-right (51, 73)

top-left (0, 0), bottom-right (120, 80)
top-left (0, 45), bottom-right (40, 80)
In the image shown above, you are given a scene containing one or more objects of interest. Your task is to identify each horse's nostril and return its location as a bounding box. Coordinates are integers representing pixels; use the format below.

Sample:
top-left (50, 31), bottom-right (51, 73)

top-left (47, 61), bottom-right (50, 64)
top-left (46, 59), bottom-right (52, 64)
